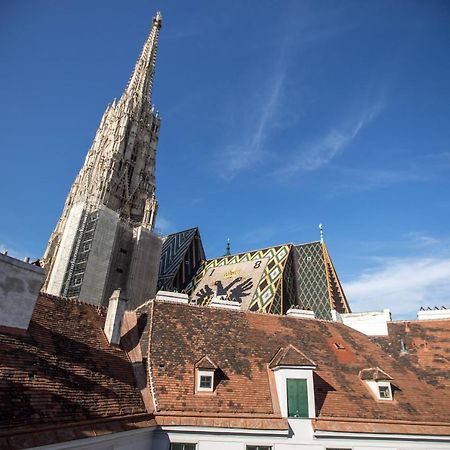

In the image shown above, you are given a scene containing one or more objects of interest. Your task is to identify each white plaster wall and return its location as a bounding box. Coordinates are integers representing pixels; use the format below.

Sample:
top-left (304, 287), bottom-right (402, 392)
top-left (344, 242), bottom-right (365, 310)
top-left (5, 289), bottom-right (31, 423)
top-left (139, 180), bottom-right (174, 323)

top-left (152, 424), bottom-right (450, 450)
top-left (31, 428), bottom-right (154, 450)
top-left (46, 202), bottom-right (84, 296)
top-left (273, 367), bottom-right (316, 418)
top-left (340, 309), bottom-right (391, 336)
top-left (417, 309), bottom-right (450, 320)
top-left (0, 253), bottom-right (44, 329)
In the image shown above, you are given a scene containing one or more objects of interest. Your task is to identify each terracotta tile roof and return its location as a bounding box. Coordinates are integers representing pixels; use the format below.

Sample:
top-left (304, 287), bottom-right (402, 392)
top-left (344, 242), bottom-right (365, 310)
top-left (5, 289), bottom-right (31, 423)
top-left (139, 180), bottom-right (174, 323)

top-left (0, 293), bottom-right (148, 448)
top-left (155, 414), bottom-right (288, 430)
top-left (359, 367), bottom-right (393, 381)
top-left (269, 344), bottom-right (316, 368)
top-left (140, 300), bottom-right (450, 433)
top-left (372, 319), bottom-right (450, 390)
top-left (195, 355), bottom-right (218, 370)
top-left (313, 418), bottom-right (450, 435)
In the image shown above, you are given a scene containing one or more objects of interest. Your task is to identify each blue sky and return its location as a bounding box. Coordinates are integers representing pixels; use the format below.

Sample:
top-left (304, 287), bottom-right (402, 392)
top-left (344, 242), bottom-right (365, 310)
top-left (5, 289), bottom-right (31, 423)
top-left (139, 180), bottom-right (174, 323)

top-left (1, 0), bottom-right (450, 318)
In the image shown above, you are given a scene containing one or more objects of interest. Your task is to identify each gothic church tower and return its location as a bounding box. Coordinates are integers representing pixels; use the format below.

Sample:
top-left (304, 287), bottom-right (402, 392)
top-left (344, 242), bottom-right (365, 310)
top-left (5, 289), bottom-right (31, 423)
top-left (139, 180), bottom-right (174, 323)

top-left (43, 12), bottom-right (163, 308)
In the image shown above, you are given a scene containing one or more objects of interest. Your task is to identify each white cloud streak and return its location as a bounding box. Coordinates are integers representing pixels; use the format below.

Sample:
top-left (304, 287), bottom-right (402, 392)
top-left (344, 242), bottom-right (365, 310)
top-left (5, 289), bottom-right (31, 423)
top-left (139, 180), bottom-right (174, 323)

top-left (344, 257), bottom-right (450, 318)
top-left (218, 70), bottom-right (285, 179)
top-left (154, 215), bottom-right (174, 235)
top-left (278, 101), bottom-right (384, 176)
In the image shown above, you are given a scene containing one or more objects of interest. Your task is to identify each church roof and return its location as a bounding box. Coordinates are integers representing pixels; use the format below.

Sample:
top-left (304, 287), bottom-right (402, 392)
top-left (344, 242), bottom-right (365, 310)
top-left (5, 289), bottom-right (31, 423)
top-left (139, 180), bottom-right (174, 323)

top-left (157, 227), bottom-right (205, 293)
top-left (186, 244), bottom-right (291, 314)
top-left (293, 241), bottom-right (350, 319)
top-left (0, 294), bottom-right (151, 449)
top-left (185, 240), bottom-right (350, 319)
top-left (138, 299), bottom-right (450, 434)
top-left (159, 227), bottom-right (202, 278)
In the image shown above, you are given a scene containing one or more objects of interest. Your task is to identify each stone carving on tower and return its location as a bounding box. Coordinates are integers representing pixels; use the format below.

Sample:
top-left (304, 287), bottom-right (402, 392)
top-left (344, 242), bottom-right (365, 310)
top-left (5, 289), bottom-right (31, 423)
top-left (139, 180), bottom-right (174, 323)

top-left (43, 12), bottom-right (164, 309)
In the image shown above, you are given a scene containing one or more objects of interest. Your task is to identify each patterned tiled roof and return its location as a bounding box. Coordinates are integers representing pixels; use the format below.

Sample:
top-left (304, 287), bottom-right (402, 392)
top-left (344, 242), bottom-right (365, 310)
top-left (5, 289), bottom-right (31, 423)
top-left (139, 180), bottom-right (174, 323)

top-left (158, 227), bottom-right (205, 292)
top-left (186, 244), bottom-right (291, 314)
top-left (293, 241), bottom-right (350, 320)
top-left (140, 300), bottom-right (450, 434)
top-left (0, 294), bottom-right (149, 449)
top-left (185, 241), bottom-right (350, 318)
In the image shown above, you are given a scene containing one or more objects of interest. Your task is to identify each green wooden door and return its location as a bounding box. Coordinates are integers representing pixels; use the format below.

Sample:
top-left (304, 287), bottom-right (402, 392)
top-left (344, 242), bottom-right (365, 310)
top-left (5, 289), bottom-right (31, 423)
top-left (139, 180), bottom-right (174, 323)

top-left (287, 378), bottom-right (308, 417)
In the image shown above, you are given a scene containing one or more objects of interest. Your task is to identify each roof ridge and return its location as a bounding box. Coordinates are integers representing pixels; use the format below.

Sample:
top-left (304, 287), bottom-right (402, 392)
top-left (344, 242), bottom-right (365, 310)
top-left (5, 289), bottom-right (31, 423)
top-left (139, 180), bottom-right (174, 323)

top-left (165, 226), bottom-right (199, 238)
top-left (206, 243), bottom-right (293, 261)
top-left (152, 298), bottom-right (336, 322)
top-left (40, 291), bottom-right (107, 312)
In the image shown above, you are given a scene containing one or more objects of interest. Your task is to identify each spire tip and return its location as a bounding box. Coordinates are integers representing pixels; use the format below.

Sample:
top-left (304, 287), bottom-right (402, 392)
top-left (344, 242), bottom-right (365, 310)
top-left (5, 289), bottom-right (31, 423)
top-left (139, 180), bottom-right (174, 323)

top-left (153, 11), bottom-right (162, 28)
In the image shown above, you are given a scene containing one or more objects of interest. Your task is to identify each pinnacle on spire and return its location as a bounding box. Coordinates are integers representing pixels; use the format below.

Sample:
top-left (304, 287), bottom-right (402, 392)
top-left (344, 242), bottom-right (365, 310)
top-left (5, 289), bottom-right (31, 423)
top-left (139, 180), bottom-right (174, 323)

top-left (319, 223), bottom-right (324, 243)
top-left (123, 11), bottom-right (162, 107)
top-left (225, 238), bottom-right (231, 256)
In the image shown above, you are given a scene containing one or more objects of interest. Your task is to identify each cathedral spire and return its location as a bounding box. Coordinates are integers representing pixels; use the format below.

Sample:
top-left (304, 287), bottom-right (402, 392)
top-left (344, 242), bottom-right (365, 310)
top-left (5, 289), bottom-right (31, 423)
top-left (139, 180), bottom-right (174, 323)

top-left (123, 11), bottom-right (162, 109)
top-left (43, 12), bottom-right (164, 307)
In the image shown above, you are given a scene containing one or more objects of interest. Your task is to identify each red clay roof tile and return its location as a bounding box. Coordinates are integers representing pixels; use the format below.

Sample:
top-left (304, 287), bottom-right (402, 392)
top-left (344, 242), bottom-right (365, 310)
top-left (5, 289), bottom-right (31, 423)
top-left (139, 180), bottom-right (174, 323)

top-left (0, 293), bottom-right (148, 448)
top-left (141, 300), bottom-right (450, 431)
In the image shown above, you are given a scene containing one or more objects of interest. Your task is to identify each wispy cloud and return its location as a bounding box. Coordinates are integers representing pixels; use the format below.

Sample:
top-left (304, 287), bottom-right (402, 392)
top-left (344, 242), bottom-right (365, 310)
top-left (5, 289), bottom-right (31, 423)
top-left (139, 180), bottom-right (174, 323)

top-left (277, 101), bottom-right (384, 176)
top-left (344, 257), bottom-right (450, 318)
top-left (405, 231), bottom-right (440, 248)
top-left (154, 215), bottom-right (174, 235)
top-left (326, 166), bottom-right (424, 196)
top-left (218, 70), bottom-right (285, 179)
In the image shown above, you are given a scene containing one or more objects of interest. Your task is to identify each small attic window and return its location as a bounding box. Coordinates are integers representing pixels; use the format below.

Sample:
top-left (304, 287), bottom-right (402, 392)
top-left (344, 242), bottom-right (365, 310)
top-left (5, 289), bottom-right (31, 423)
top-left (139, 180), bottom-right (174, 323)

top-left (359, 367), bottom-right (394, 401)
top-left (333, 342), bottom-right (345, 350)
top-left (195, 355), bottom-right (218, 393)
top-left (198, 371), bottom-right (213, 391)
top-left (378, 384), bottom-right (392, 399)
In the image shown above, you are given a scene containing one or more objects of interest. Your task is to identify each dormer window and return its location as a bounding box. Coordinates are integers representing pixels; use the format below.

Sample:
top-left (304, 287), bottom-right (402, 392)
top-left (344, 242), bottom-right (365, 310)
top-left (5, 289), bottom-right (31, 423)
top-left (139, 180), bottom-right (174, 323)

top-left (195, 355), bottom-right (218, 394)
top-left (269, 345), bottom-right (317, 419)
top-left (359, 367), bottom-right (394, 401)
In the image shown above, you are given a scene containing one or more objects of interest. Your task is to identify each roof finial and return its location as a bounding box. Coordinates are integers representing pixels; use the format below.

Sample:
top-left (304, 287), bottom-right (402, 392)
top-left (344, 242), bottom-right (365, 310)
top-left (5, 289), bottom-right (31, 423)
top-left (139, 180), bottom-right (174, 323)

top-left (319, 223), bottom-right (324, 243)
top-left (225, 238), bottom-right (231, 256)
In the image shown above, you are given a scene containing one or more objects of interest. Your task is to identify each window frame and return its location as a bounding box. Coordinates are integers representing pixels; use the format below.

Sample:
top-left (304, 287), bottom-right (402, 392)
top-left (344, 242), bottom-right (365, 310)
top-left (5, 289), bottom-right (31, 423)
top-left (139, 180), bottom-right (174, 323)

top-left (170, 444), bottom-right (196, 450)
top-left (377, 382), bottom-right (393, 400)
top-left (246, 445), bottom-right (272, 450)
top-left (196, 369), bottom-right (214, 393)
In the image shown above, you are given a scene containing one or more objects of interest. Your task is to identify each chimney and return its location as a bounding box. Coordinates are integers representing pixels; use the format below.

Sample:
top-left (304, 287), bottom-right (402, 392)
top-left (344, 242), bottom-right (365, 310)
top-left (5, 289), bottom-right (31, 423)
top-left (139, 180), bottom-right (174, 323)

top-left (331, 309), bottom-right (343, 322)
top-left (104, 289), bottom-right (127, 345)
top-left (0, 253), bottom-right (45, 332)
top-left (286, 306), bottom-right (316, 319)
